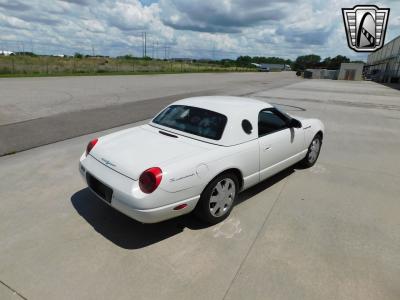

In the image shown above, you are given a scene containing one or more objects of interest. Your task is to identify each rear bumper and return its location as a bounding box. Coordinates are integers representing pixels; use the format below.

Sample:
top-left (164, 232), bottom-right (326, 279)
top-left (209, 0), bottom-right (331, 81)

top-left (111, 194), bottom-right (200, 223)
top-left (79, 154), bottom-right (200, 223)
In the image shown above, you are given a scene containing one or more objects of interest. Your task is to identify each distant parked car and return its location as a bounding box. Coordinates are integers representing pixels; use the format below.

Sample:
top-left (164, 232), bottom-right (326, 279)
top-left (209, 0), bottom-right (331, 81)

top-left (369, 69), bottom-right (381, 81)
top-left (79, 96), bottom-right (324, 224)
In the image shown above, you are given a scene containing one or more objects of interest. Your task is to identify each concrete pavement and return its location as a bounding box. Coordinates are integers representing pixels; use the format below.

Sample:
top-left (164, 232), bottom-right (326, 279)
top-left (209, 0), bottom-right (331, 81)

top-left (0, 72), bottom-right (298, 125)
top-left (0, 72), bottom-right (300, 156)
top-left (0, 78), bottom-right (399, 300)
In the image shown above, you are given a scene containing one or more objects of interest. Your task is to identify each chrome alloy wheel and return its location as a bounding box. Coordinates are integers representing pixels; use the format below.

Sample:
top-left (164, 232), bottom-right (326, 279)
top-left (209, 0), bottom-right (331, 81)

top-left (308, 138), bottom-right (321, 164)
top-left (209, 178), bottom-right (236, 217)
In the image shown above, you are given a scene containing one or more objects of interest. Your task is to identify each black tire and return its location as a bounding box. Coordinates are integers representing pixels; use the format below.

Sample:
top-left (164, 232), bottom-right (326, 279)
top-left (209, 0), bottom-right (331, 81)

top-left (300, 134), bottom-right (322, 168)
top-left (194, 172), bottom-right (239, 225)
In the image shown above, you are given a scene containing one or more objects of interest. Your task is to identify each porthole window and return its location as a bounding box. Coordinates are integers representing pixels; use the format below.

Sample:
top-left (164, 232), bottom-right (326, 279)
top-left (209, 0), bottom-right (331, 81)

top-left (242, 119), bottom-right (253, 134)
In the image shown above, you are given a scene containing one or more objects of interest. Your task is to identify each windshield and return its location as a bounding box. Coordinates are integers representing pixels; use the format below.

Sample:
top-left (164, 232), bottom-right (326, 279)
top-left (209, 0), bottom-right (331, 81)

top-left (152, 105), bottom-right (227, 140)
top-left (274, 106), bottom-right (291, 119)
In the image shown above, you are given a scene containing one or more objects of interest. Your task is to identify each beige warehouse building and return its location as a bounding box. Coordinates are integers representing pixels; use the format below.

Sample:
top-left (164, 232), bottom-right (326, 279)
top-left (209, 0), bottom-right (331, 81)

top-left (338, 63), bottom-right (364, 80)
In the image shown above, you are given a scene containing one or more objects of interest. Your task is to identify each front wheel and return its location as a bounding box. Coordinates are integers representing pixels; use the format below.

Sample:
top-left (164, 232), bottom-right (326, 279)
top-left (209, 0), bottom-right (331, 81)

top-left (300, 134), bottom-right (322, 168)
top-left (194, 173), bottom-right (238, 224)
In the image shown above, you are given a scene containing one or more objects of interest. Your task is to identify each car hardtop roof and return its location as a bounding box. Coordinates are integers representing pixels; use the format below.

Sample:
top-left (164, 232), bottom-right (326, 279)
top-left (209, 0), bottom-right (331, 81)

top-left (172, 96), bottom-right (273, 116)
top-left (153, 96), bottom-right (275, 146)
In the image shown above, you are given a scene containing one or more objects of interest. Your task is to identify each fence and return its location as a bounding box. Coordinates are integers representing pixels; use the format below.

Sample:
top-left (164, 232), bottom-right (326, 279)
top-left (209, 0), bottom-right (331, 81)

top-left (0, 38), bottom-right (261, 76)
top-left (0, 38), bottom-right (254, 61)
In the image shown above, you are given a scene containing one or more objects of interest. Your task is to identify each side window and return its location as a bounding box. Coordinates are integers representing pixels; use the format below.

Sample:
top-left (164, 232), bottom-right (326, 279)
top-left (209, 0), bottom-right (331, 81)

top-left (258, 109), bottom-right (288, 137)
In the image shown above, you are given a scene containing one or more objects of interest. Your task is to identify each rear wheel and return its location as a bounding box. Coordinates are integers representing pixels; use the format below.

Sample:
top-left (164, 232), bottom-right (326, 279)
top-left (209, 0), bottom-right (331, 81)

top-left (300, 134), bottom-right (322, 168)
top-left (195, 173), bottom-right (238, 224)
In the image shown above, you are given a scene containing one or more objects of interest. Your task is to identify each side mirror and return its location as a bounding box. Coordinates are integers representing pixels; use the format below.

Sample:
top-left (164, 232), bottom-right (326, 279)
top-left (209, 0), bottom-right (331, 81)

top-left (289, 118), bottom-right (302, 128)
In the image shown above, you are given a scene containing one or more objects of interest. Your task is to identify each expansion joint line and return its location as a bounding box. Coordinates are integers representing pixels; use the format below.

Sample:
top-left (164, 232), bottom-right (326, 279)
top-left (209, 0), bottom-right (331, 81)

top-left (222, 177), bottom-right (289, 300)
top-left (0, 280), bottom-right (28, 300)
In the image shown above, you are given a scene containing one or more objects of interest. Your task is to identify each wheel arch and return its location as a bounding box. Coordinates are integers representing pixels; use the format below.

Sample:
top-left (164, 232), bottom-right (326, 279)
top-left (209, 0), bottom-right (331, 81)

top-left (206, 168), bottom-right (244, 192)
top-left (316, 130), bottom-right (323, 140)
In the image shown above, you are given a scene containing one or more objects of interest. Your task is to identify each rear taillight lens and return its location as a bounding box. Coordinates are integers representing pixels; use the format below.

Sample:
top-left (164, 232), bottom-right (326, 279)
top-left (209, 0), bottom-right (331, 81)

top-left (139, 167), bottom-right (162, 194)
top-left (86, 138), bottom-right (98, 156)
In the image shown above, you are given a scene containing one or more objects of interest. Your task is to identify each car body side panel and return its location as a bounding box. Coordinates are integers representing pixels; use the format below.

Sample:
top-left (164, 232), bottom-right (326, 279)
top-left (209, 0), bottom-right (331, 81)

top-left (156, 117), bottom-right (324, 195)
top-left (258, 112), bottom-right (308, 177)
top-left (300, 118), bottom-right (325, 146)
top-left (159, 139), bottom-right (260, 193)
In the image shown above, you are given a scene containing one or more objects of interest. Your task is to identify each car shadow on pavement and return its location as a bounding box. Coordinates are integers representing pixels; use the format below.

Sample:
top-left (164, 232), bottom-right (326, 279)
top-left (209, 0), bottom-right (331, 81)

top-left (71, 188), bottom-right (207, 249)
top-left (71, 167), bottom-right (295, 249)
top-left (235, 167), bottom-right (294, 206)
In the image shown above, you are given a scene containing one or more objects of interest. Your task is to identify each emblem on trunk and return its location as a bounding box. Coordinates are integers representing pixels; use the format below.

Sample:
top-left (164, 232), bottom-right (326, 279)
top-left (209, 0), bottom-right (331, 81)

top-left (101, 158), bottom-right (116, 167)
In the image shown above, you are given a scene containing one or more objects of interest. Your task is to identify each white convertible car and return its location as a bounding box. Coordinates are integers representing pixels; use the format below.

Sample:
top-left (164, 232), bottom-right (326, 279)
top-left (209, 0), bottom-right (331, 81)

top-left (79, 96), bottom-right (324, 224)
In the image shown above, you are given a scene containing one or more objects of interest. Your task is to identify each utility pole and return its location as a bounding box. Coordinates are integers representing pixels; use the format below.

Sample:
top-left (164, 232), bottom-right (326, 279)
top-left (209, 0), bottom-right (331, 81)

top-left (212, 43), bottom-right (216, 61)
top-left (164, 46), bottom-right (169, 60)
top-left (92, 45), bottom-right (95, 57)
top-left (142, 32), bottom-right (145, 57)
top-left (144, 32), bottom-right (147, 58)
top-left (162, 45), bottom-right (171, 60)
top-left (156, 41), bottom-right (158, 59)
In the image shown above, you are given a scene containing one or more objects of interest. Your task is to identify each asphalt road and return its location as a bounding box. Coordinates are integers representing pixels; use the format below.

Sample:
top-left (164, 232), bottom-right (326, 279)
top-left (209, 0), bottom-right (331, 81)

top-left (0, 72), bottom-right (299, 156)
top-left (0, 76), bottom-right (399, 300)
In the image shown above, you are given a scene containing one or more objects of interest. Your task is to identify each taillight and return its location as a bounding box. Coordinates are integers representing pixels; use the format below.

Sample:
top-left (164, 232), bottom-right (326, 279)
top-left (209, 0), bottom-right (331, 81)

top-left (139, 167), bottom-right (162, 194)
top-left (86, 138), bottom-right (98, 156)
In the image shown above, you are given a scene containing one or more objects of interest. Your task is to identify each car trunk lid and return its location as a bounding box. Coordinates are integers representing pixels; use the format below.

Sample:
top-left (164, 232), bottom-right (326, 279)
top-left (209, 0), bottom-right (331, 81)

top-left (90, 125), bottom-right (209, 180)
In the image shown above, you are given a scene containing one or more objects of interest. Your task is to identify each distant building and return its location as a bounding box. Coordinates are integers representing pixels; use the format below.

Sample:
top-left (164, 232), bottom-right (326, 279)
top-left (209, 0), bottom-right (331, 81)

top-left (0, 50), bottom-right (14, 56)
top-left (365, 35), bottom-right (400, 83)
top-left (252, 63), bottom-right (291, 72)
top-left (304, 69), bottom-right (338, 80)
top-left (252, 63), bottom-right (269, 71)
top-left (267, 64), bottom-right (291, 71)
top-left (338, 63), bottom-right (364, 80)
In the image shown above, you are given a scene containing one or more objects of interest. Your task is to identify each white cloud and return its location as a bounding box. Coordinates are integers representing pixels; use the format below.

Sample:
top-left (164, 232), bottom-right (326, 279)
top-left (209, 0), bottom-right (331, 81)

top-left (99, 0), bottom-right (159, 31)
top-left (0, 0), bottom-right (398, 60)
top-left (0, 13), bottom-right (30, 29)
top-left (82, 19), bottom-right (106, 33)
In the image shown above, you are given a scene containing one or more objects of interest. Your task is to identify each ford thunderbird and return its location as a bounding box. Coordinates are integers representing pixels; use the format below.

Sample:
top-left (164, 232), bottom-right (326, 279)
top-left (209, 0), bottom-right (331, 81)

top-left (79, 96), bottom-right (324, 224)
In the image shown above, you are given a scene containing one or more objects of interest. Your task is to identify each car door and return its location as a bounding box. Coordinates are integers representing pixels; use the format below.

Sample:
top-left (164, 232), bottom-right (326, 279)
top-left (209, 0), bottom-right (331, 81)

top-left (258, 108), bottom-right (304, 181)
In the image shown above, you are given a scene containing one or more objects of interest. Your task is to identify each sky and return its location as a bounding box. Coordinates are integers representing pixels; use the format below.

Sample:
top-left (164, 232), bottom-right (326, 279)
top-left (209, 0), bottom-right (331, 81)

top-left (0, 0), bottom-right (399, 60)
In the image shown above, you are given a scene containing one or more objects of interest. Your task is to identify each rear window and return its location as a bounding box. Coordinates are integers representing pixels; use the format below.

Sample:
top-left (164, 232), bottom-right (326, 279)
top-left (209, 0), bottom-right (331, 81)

top-left (153, 105), bottom-right (227, 140)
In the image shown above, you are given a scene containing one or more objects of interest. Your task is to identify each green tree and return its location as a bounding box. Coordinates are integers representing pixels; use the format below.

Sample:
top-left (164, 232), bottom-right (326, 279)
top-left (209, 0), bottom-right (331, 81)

top-left (236, 56), bottom-right (253, 67)
top-left (293, 54), bottom-right (321, 70)
top-left (325, 55), bottom-right (350, 69)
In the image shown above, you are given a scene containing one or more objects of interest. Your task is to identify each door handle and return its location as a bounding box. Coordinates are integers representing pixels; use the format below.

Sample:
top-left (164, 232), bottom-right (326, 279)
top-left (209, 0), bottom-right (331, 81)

top-left (264, 145), bottom-right (271, 151)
